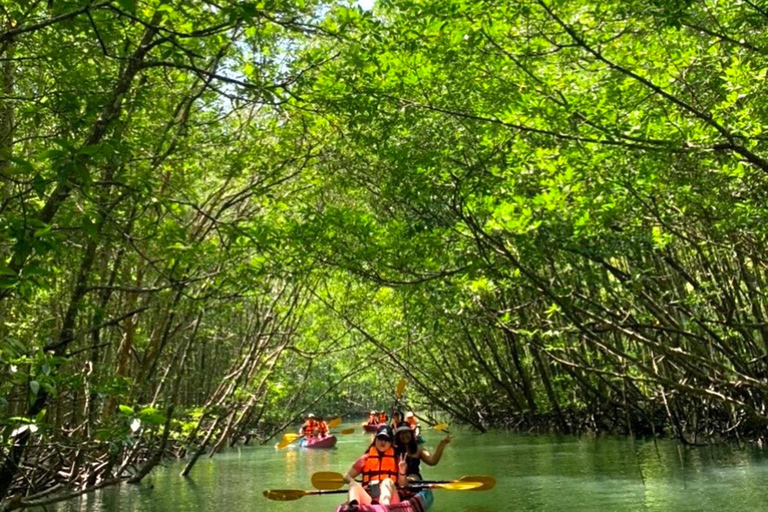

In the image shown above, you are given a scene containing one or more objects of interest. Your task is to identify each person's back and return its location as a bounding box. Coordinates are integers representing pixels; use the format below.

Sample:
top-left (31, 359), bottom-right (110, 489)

top-left (317, 417), bottom-right (329, 437)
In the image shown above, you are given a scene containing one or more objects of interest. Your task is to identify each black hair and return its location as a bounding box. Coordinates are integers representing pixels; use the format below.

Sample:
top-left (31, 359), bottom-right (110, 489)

top-left (395, 430), bottom-right (418, 456)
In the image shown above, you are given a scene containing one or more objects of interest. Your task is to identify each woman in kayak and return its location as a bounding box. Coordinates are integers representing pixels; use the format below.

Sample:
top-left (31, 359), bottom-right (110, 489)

top-left (390, 409), bottom-right (404, 430)
top-left (394, 425), bottom-right (451, 480)
top-left (343, 425), bottom-right (408, 506)
top-left (316, 416), bottom-right (329, 437)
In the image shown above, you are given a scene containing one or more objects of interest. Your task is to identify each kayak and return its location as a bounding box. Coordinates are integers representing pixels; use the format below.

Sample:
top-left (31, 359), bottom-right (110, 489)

top-left (300, 435), bottom-right (337, 449)
top-left (362, 423), bottom-right (380, 434)
top-left (335, 489), bottom-right (433, 512)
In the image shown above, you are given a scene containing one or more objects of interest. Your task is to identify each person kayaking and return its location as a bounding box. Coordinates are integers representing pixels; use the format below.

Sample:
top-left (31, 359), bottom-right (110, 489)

top-left (390, 409), bottom-right (404, 430)
top-left (404, 411), bottom-right (420, 437)
top-left (366, 411), bottom-right (378, 425)
top-left (316, 416), bottom-right (329, 437)
top-left (378, 410), bottom-right (388, 424)
top-left (343, 425), bottom-right (408, 507)
top-left (300, 413), bottom-right (317, 438)
top-left (394, 425), bottom-right (451, 481)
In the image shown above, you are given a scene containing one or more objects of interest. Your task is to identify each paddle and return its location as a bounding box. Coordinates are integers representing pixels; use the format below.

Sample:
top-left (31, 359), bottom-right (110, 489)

top-left (276, 436), bottom-right (302, 450)
top-left (396, 377), bottom-right (406, 399)
top-left (312, 472), bottom-right (494, 491)
top-left (264, 481), bottom-right (483, 501)
top-left (394, 379), bottom-right (450, 433)
top-left (420, 475), bottom-right (495, 491)
top-left (263, 489), bottom-right (346, 501)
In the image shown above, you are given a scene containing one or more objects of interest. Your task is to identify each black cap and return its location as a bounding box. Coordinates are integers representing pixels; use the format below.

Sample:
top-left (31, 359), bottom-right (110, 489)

top-left (375, 425), bottom-right (393, 440)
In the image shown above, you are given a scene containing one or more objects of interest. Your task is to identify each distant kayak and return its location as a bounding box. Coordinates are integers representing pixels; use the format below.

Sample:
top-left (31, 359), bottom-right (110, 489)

top-left (362, 423), bottom-right (380, 434)
top-left (300, 435), bottom-right (337, 449)
top-left (335, 488), bottom-right (433, 512)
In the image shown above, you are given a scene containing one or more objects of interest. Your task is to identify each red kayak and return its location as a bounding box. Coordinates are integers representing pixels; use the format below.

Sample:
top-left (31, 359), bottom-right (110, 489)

top-left (300, 435), bottom-right (337, 449)
top-left (335, 489), bottom-right (433, 512)
top-left (362, 423), bottom-right (380, 434)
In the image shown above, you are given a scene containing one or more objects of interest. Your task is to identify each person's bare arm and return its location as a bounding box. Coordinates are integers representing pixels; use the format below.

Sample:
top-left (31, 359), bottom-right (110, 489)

top-left (421, 435), bottom-right (451, 466)
top-left (344, 465), bottom-right (361, 484)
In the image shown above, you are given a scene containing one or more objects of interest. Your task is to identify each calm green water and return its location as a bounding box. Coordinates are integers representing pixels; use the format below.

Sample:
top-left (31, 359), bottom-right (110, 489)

top-left (47, 422), bottom-right (768, 512)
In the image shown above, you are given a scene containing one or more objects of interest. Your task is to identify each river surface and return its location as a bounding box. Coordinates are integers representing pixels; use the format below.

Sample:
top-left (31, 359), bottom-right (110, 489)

top-left (46, 422), bottom-right (768, 511)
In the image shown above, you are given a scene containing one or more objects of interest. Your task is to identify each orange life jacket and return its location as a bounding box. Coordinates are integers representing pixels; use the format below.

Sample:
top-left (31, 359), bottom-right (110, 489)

top-left (361, 446), bottom-right (398, 486)
top-left (302, 419), bottom-right (316, 436)
top-left (405, 417), bottom-right (417, 428)
top-left (317, 421), bottom-right (328, 436)
top-left (378, 412), bottom-right (387, 423)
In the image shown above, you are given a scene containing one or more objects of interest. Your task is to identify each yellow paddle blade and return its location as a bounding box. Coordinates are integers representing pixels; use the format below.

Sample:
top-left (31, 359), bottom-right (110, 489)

top-left (396, 378), bottom-right (406, 398)
top-left (340, 428), bottom-right (355, 435)
top-left (418, 475), bottom-right (495, 491)
top-left (311, 471), bottom-right (345, 490)
top-left (327, 417), bottom-right (342, 428)
top-left (459, 475), bottom-right (496, 491)
top-left (433, 481), bottom-right (483, 491)
top-left (276, 435), bottom-right (301, 450)
top-left (432, 423), bottom-right (449, 431)
top-left (263, 489), bottom-right (309, 501)
top-left (282, 433), bottom-right (301, 442)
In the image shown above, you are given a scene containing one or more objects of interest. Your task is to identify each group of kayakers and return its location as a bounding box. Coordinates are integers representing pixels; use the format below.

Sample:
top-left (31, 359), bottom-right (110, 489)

top-left (344, 421), bottom-right (451, 508)
top-left (297, 409), bottom-right (451, 508)
top-left (366, 410), bottom-right (388, 425)
top-left (299, 413), bottom-right (330, 438)
top-left (389, 409), bottom-right (420, 438)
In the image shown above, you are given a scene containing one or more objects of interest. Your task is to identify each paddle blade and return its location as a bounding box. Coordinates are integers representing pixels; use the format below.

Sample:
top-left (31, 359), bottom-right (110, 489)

top-left (432, 423), bottom-right (449, 431)
top-left (459, 475), bottom-right (496, 491)
top-left (311, 471), bottom-right (345, 490)
top-left (282, 433), bottom-right (301, 442)
top-left (433, 481), bottom-right (483, 491)
top-left (340, 428), bottom-right (355, 435)
top-left (396, 378), bottom-right (406, 398)
top-left (263, 489), bottom-right (307, 501)
top-left (276, 436), bottom-right (301, 450)
top-left (327, 417), bottom-right (342, 429)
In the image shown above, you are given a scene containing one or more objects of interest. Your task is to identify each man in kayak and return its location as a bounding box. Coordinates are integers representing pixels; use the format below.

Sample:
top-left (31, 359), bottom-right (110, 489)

top-left (343, 425), bottom-right (408, 507)
top-left (366, 411), bottom-right (378, 425)
top-left (378, 410), bottom-right (388, 424)
top-left (300, 413), bottom-right (317, 438)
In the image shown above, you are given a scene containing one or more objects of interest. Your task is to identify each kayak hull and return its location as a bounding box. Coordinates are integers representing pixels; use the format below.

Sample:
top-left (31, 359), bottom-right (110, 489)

top-left (335, 489), bottom-right (433, 512)
top-left (362, 424), bottom-right (380, 434)
top-left (301, 435), bottom-right (337, 449)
